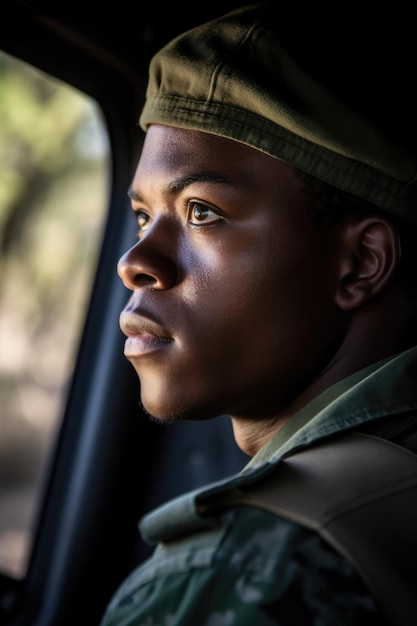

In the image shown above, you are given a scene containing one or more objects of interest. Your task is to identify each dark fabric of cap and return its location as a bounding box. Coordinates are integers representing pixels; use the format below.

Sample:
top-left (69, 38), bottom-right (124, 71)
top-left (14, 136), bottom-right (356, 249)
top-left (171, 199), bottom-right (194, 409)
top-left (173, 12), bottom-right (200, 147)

top-left (140, 3), bottom-right (417, 223)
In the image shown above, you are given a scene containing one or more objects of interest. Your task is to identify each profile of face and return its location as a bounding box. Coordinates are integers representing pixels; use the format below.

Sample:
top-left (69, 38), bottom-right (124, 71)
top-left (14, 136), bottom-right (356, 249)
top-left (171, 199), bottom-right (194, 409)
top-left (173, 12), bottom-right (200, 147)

top-left (118, 125), bottom-right (345, 427)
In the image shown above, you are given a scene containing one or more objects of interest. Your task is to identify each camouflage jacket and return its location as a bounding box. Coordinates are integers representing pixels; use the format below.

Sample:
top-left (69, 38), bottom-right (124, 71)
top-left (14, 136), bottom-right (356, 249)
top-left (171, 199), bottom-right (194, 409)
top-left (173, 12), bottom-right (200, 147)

top-left (101, 347), bottom-right (417, 625)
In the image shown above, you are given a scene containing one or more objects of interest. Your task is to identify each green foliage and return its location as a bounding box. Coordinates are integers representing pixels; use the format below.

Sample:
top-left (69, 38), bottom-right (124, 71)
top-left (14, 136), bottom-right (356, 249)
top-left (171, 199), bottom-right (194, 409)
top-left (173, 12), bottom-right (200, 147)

top-left (0, 49), bottom-right (110, 578)
top-left (0, 51), bottom-right (110, 481)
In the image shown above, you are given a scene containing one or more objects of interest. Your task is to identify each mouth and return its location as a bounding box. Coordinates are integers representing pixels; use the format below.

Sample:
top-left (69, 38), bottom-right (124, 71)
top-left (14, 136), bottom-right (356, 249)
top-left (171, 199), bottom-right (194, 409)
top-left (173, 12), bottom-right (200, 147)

top-left (119, 311), bottom-right (173, 357)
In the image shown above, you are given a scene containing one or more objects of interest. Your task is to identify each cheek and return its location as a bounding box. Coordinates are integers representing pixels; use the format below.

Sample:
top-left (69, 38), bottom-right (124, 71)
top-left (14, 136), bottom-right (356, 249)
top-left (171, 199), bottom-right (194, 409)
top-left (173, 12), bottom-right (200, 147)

top-left (217, 244), bottom-right (336, 366)
top-left (180, 222), bottom-right (338, 371)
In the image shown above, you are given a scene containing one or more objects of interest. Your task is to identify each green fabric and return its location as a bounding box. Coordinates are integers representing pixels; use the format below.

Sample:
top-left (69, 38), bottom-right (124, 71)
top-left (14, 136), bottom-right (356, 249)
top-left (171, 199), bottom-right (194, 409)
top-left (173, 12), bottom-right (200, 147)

top-left (139, 3), bottom-right (417, 222)
top-left (102, 510), bottom-right (388, 625)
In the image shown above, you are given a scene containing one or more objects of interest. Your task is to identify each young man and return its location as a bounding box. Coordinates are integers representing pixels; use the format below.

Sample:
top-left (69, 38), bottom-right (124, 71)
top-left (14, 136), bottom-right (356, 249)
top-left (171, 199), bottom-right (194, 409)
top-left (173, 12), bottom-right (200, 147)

top-left (101, 3), bottom-right (417, 624)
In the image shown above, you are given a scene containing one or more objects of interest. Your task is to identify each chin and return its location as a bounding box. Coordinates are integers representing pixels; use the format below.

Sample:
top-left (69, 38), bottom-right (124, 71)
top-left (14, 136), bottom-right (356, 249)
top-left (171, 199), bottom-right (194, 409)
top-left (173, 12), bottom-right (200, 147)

top-left (140, 395), bottom-right (215, 424)
top-left (140, 394), bottom-right (189, 423)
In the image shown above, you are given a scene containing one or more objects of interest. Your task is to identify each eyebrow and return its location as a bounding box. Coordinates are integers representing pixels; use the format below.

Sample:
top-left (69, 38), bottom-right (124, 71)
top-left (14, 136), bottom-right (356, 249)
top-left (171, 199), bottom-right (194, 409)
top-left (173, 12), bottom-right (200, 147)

top-left (169, 170), bottom-right (229, 191)
top-left (127, 170), bottom-right (230, 201)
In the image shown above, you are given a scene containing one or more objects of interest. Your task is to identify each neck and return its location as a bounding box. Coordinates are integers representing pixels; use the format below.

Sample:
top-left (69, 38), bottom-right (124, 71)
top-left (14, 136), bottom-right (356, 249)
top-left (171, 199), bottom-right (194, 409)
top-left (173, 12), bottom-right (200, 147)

top-left (231, 301), bottom-right (413, 457)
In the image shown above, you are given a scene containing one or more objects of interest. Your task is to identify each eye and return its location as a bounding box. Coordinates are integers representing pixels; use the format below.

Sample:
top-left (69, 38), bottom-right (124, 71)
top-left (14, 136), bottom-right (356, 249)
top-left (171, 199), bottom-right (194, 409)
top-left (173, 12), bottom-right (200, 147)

top-left (188, 201), bottom-right (223, 226)
top-left (134, 210), bottom-right (151, 237)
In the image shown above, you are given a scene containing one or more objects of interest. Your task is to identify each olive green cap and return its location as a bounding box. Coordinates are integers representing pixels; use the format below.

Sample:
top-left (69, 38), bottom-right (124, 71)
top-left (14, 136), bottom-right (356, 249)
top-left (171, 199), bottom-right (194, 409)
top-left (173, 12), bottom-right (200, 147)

top-left (140, 3), bottom-right (417, 222)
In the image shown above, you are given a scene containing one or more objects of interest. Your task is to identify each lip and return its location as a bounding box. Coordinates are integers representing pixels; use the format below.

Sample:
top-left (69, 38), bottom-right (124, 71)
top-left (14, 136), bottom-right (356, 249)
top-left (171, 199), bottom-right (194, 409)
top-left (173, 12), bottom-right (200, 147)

top-left (119, 310), bottom-right (173, 357)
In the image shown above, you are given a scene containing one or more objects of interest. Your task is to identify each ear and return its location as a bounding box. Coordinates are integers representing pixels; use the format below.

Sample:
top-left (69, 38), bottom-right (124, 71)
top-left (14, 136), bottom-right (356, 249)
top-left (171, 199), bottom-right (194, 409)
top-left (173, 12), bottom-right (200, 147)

top-left (335, 216), bottom-right (401, 311)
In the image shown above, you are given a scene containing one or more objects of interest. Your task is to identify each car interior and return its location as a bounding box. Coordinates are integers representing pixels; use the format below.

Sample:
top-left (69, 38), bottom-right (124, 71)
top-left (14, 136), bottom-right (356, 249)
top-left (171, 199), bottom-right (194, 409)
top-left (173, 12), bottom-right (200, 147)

top-left (0, 2), bottom-right (247, 625)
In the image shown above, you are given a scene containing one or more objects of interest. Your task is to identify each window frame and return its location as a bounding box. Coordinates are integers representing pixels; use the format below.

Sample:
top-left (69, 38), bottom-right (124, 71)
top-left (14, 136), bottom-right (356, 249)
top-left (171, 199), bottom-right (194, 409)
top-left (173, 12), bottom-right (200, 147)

top-left (0, 8), bottom-right (149, 624)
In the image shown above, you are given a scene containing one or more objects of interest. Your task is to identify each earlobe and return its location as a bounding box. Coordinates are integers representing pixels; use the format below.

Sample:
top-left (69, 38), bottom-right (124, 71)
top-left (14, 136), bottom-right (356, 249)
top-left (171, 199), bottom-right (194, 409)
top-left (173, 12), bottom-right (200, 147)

top-left (335, 217), bottom-right (401, 311)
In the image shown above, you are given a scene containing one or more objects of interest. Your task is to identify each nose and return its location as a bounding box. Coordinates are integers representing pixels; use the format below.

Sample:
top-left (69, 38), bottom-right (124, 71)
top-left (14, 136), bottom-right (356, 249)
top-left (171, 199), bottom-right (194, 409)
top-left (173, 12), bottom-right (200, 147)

top-left (117, 218), bottom-right (179, 291)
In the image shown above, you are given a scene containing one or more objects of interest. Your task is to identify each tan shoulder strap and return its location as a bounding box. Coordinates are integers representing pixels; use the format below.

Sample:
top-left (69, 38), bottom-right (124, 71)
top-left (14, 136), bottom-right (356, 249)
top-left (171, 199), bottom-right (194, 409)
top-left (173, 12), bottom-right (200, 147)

top-left (203, 432), bottom-right (417, 626)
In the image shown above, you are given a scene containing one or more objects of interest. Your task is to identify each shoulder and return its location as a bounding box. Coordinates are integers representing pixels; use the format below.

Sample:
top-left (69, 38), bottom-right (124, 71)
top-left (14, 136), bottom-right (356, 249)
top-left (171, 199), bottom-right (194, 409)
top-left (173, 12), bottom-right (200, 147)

top-left (101, 507), bottom-right (388, 626)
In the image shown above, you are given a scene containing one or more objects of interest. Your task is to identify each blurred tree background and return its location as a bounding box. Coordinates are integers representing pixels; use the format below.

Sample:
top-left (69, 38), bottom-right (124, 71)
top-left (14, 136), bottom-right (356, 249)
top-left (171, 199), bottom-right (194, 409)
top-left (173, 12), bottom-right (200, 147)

top-left (0, 51), bottom-right (109, 577)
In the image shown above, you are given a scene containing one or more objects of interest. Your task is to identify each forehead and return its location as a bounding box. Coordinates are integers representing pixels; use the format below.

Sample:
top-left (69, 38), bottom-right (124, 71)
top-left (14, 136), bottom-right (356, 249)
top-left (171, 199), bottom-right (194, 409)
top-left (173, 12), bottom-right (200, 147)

top-left (140, 123), bottom-right (269, 165)
top-left (133, 124), bottom-right (305, 200)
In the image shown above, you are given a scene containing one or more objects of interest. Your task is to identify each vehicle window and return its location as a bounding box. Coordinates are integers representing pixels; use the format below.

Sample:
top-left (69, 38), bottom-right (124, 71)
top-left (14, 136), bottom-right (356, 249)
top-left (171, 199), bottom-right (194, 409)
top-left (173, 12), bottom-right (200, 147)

top-left (0, 51), bottom-right (110, 579)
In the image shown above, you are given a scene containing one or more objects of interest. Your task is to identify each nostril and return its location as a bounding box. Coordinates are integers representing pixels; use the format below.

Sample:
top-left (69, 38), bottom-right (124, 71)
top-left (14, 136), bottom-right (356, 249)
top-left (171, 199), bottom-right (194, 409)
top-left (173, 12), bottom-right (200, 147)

top-left (134, 273), bottom-right (158, 288)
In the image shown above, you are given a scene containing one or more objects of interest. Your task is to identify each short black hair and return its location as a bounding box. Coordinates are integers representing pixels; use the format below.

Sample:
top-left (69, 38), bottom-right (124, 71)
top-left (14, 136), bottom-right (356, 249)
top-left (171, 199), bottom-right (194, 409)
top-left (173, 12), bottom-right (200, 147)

top-left (299, 170), bottom-right (417, 319)
top-left (300, 171), bottom-right (383, 227)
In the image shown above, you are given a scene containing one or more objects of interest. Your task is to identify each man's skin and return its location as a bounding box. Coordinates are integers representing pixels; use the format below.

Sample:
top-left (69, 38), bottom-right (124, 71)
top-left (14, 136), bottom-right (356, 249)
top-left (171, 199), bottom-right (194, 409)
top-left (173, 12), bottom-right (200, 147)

top-left (118, 124), bottom-right (407, 457)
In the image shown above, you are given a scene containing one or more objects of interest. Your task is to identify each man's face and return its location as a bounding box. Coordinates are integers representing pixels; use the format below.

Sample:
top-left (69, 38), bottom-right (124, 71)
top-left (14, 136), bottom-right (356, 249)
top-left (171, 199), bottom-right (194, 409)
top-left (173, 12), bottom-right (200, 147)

top-left (119, 125), bottom-right (343, 424)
